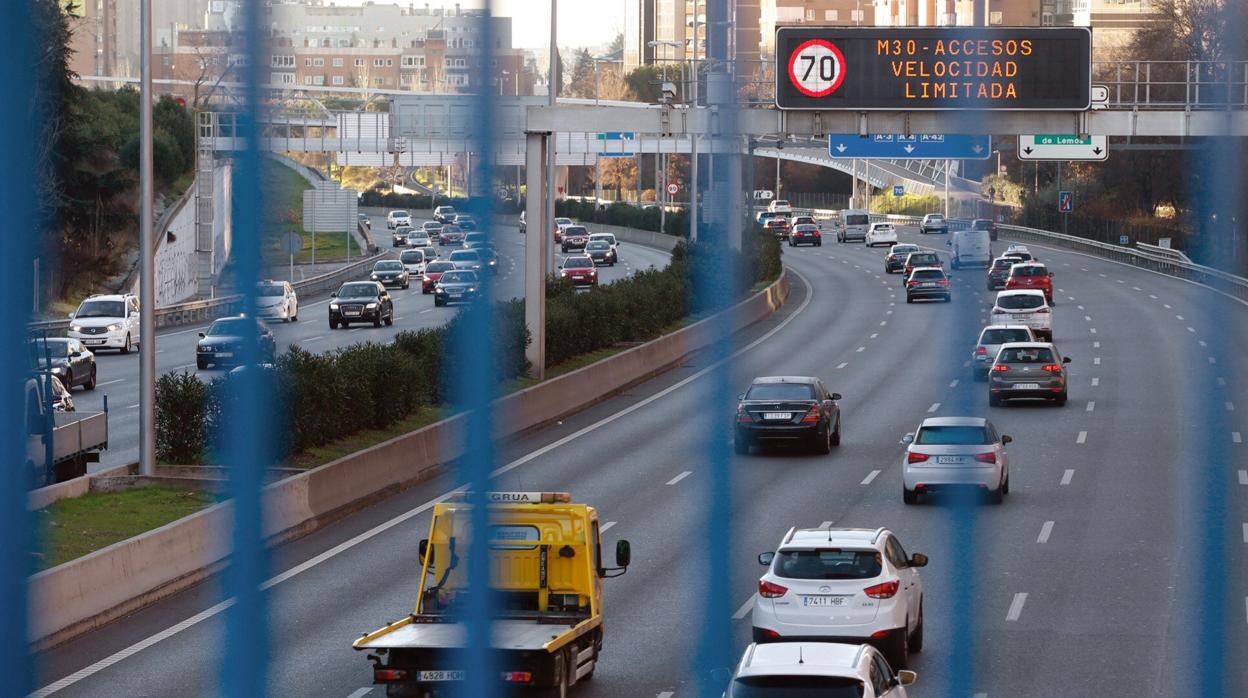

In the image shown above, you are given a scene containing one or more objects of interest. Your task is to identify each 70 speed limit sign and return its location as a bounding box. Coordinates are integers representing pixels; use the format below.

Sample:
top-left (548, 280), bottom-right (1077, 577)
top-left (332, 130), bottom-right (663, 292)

top-left (787, 39), bottom-right (846, 98)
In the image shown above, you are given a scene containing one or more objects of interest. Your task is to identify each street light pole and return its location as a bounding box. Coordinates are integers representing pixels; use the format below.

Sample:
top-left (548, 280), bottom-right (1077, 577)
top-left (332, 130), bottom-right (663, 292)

top-left (139, 0), bottom-right (156, 477)
top-left (547, 0), bottom-right (558, 274)
top-left (690, 3), bottom-right (699, 242)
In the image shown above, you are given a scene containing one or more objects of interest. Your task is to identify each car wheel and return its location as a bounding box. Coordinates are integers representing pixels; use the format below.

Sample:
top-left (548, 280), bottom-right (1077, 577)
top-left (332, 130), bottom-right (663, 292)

top-left (121, 333), bottom-right (131, 354)
top-left (910, 602), bottom-right (924, 653)
top-left (906, 296), bottom-right (914, 303)
top-left (373, 314), bottom-right (382, 328)
top-left (830, 418), bottom-right (841, 446)
top-left (84, 366), bottom-right (96, 390)
top-left (1055, 391), bottom-right (1068, 406)
top-left (990, 482), bottom-right (1005, 505)
top-left (903, 487), bottom-right (919, 505)
top-left (384, 311), bottom-right (394, 327)
top-left (196, 358), bottom-right (208, 370)
top-left (62, 369), bottom-right (73, 390)
top-left (1002, 473), bottom-right (1010, 495)
top-left (814, 427), bottom-right (831, 455)
top-left (435, 297), bottom-right (445, 307)
top-left (890, 627), bottom-right (911, 669)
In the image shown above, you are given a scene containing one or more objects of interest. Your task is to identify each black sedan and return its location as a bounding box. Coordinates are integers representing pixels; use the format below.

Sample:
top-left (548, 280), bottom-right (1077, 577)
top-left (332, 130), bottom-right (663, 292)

top-left (196, 316), bottom-right (276, 370)
top-left (31, 337), bottom-right (96, 390)
top-left (370, 260), bottom-right (410, 289)
top-left (734, 376), bottom-right (842, 455)
top-left (391, 226), bottom-right (413, 247)
top-left (434, 270), bottom-right (480, 307)
top-left (585, 240), bottom-right (618, 266)
top-left (788, 223), bottom-right (821, 247)
top-left (329, 281), bottom-right (394, 329)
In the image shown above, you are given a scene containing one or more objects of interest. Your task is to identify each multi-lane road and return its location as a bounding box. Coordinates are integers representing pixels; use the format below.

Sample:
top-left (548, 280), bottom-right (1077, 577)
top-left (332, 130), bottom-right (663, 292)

top-left (35, 223), bottom-right (1247, 697)
top-left (72, 214), bottom-right (672, 472)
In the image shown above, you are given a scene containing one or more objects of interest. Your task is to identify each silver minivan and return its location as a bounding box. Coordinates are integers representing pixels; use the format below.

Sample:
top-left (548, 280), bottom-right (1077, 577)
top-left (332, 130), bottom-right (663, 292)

top-left (838, 209), bottom-right (870, 243)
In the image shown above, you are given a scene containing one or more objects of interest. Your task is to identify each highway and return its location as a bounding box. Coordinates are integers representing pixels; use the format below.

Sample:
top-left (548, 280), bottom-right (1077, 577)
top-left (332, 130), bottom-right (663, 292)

top-left (34, 224), bottom-right (1247, 697)
top-left (71, 214), bottom-right (673, 472)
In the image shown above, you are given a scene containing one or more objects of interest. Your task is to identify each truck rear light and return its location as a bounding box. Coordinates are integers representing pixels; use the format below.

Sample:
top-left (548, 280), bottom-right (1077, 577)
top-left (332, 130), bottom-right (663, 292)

top-left (974, 452), bottom-right (997, 464)
top-left (501, 672), bottom-right (533, 683)
top-left (864, 580), bottom-right (900, 599)
top-left (758, 579), bottom-right (789, 598)
top-left (374, 668), bottom-right (408, 682)
top-left (907, 452), bottom-right (930, 463)
top-left (800, 405), bottom-right (820, 423)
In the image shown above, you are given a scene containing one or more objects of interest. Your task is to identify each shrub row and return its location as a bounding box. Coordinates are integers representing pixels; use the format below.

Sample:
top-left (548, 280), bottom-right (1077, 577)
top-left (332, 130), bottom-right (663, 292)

top-left (555, 200), bottom-right (691, 238)
top-left (358, 190), bottom-right (522, 215)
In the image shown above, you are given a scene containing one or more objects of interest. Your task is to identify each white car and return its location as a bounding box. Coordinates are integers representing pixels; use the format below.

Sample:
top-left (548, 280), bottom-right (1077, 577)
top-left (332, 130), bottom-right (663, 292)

top-left (902, 416), bottom-right (1012, 504)
top-left (866, 223), bottom-right (898, 247)
top-left (255, 280), bottom-right (298, 322)
top-left (399, 248), bottom-right (431, 276)
top-left (990, 289), bottom-right (1052, 341)
top-left (67, 294), bottom-right (141, 353)
top-left (386, 210), bottom-right (411, 229)
top-left (1003, 244), bottom-right (1035, 262)
top-left (753, 527), bottom-right (927, 667)
top-left (971, 325), bottom-right (1037, 380)
top-left (588, 232), bottom-right (619, 252)
top-left (726, 642), bottom-right (916, 697)
top-left (768, 199), bottom-right (793, 215)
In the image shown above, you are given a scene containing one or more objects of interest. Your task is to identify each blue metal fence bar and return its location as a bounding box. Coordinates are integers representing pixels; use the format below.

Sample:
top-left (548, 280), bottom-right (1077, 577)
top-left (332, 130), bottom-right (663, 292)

top-left (221, 0), bottom-right (273, 694)
top-left (0, 1), bottom-right (37, 694)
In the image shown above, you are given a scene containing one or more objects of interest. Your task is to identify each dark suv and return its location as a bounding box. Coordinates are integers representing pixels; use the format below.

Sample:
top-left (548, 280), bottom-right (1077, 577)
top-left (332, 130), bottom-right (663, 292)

top-left (971, 218), bottom-right (998, 241)
top-left (329, 281), bottom-right (394, 329)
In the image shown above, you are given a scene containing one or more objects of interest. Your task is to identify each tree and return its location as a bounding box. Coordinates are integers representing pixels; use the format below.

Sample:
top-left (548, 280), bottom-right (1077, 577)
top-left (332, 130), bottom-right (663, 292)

top-left (1129, 0), bottom-right (1248, 63)
top-left (565, 49), bottom-right (596, 99)
top-left (624, 65), bottom-right (666, 103)
top-left (608, 33), bottom-right (623, 55)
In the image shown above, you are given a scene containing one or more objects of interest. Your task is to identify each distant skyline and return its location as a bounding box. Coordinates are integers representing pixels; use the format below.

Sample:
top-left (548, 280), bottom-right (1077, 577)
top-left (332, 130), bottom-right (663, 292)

top-left (335, 0), bottom-right (624, 50)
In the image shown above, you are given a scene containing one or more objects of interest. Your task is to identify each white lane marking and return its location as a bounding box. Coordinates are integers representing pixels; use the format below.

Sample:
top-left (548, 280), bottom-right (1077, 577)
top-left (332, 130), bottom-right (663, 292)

top-left (1133, 286), bottom-right (1142, 291)
top-left (1037, 521), bottom-right (1054, 544)
top-left (126, 403), bottom-right (140, 410)
top-left (856, 346), bottom-right (865, 353)
top-left (1241, 470), bottom-right (1248, 485)
top-left (1117, 279), bottom-right (1125, 284)
top-left (657, 692), bottom-right (676, 698)
top-left (836, 362), bottom-right (848, 369)
top-left (927, 402), bottom-right (941, 413)
top-left (345, 689), bottom-right (373, 698)
top-left (886, 309), bottom-right (894, 315)
top-left (1006, 593), bottom-right (1028, 621)
top-left (96, 379), bottom-right (124, 387)
top-left (1176, 315), bottom-right (1185, 321)
top-left (1243, 523), bottom-right (1248, 544)
top-left (1186, 326), bottom-right (1195, 333)
top-left (666, 471), bottom-right (692, 486)
top-left (1077, 305), bottom-right (1085, 310)
top-left (1199, 340), bottom-right (1207, 347)
top-left (1093, 341), bottom-right (1101, 348)
top-left (420, 308), bottom-right (433, 314)
top-left (155, 349), bottom-right (164, 355)
top-left (1089, 327), bottom-right (1097, 334)
top-left (301, 335), bottom-right (325, 343)
top-left (600, 521), bottom-right (617, 533)
top-left (819, 521), bottom-right (834, 528)
top-left (1084, 315), bottom-right (1092, 322)
top-left (1209, 357), bottom-right (1218, 364)
top-left (1091, 378), bottom-right (1100, 387)
top-left (1149, 294), bottom-right (1158, 299)
top-left (1093, 357), bottom-right (1101, 365)
top-left (949, 379), bottom-right (959, 388)
top-left (1164, 303), bottom-right (1172, 309)
top-left (1099, 273), bottom-right (1107, 278)
top-left (1086, 401), bottom-right (1096, 412)
top-left (861, 469), bottom-right (881, 485)
top-left (1218, 377), bottom-right (1227, 386)
top-left (31, 266), bottom-right (817, 697)
top-left (1234, 432), bottom-right (1243, 444)
top-left (1076, 431), bottom-right (1088, 444)
top-left (1226, 402), bottom-right (1235, 412)
top-left (1061, 469), bottom-right (1075, 485)
top-left (869, 333), bottom-right (878, 339)
top-left (880, 320), bottom-right (888, 326)
top-left (732, 596), bottom-right (756, 620)
top-left (963, 360), bottom-right (971, 368)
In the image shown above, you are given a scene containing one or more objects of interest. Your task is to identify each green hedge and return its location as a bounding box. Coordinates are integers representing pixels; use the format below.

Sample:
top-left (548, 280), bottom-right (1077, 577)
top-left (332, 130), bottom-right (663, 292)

top-left (358, 190), bottom-right (521, 215)
top-left (155, 227), bottom-right (781, 464)
top-left (555, 200), bottom-right (691, 238)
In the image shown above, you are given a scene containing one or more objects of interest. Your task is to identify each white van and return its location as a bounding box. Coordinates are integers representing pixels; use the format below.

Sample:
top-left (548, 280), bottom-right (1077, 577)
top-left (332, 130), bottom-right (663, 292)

top-left (950, 228), bottom-right (992, 269)
top-left (837, 209), bottom-right (870, 243)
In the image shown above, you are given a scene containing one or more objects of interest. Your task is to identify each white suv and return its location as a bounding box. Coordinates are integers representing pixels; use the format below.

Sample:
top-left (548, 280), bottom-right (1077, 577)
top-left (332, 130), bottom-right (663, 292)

top-left (726, 642), bottom-right (916, 697)
top-left (67, 294), bottom-right (141, 353)
top-left (866, 223), bottom-right (898, 247)
top-left (753, 527), bottom-right (927, 667)
top-left (989, 289), bottom-right (1052, 341)
top-left (386, 210), bottom-right (411, 229)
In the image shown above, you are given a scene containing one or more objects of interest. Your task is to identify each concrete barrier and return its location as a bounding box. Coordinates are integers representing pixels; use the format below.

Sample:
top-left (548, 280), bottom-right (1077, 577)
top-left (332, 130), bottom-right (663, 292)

top-left (28, 267), bottom-right (790, 648)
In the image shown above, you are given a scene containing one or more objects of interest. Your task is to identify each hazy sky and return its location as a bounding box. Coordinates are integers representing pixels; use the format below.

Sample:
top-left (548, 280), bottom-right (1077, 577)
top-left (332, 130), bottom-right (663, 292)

top-left (338, 0), bottom-right (624, 50)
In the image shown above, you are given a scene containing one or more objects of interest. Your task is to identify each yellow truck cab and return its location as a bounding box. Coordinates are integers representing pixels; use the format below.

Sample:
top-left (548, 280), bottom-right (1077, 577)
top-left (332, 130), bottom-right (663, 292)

top-left (353, 492), bottom-right (630, 696)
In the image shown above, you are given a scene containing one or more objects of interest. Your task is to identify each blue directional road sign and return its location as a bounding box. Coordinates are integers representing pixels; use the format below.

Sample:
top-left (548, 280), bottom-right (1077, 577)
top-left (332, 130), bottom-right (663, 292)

top-left (893, 185), bottom-right (904, 197)
top-left (597, 131), bottom-right (636, 157)
top-left (1119, 235), bottom-right (1130, 245)
top-left (828, 134), bottom-right (992, 160)
top-left (1058, 191), bottom-right (1074, 213)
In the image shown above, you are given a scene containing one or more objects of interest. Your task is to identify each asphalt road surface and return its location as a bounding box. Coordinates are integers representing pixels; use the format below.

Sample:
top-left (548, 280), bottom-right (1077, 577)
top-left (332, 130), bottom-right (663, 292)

top-left (35, 224), bottom-right (1247, 697)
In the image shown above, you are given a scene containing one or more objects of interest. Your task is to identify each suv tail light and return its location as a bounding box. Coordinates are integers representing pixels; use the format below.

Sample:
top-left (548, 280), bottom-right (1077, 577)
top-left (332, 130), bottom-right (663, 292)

top-left (1041, 364), bottom-right (1063, 373)
top-left (975, 452), bottom-right (997, 464)
top-left (975, 346), bottom-right (988, 356)
top-left (907, 451), bottom-right (930, 463)
top-left (937, 278), bottom-right (949, 285)
top-left (800, 405), bottom-right (820, 424)
top-left (758, 579), bottom-right (789, 598)
top-left (863, 580), bottom-right (900, 599)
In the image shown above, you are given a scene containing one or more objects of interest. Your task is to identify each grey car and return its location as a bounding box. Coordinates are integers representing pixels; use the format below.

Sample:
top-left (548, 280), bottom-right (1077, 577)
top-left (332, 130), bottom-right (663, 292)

top-left (902, 417), bottom-right (1012, 504)
top-left (988, 342), bottom-right (1071, 406)
top-left (370, 260), bottom-right (410, 289)
top-left (971, 325), bottom-right (1037, 380)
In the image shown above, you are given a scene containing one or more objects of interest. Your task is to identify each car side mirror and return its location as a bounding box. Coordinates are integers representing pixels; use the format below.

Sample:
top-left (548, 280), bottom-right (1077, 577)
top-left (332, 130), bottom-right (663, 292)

top-left (908, 553), bottom-right (928, 567)
top-left (1002, 435), bottom-right (1013, 444)
top-left (758, 551), bottom-right (775, 566)
top-left (418, 539), bottom-right (428, 565)
top-left (897, 670), bottom-right (917, 686)
top-left (1062, 357), bottom-right (1072, 364)
top-left (66, 312), bottom-right (74, 319)
top-left (198, 332), bottom-right (206, 338)
top-left (615, 539), bottom-right (631, 568)
top-left (901, 433), bottom-right (915, 445)
top-left (330, 292), bottom-right (337, 297)
top-left (830, 392), bottom-right (842, 401)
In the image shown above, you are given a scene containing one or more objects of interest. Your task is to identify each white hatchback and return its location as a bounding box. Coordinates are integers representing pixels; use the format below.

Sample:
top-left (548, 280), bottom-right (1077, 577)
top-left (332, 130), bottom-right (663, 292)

top-left (726, 642), bottom-right (916, 698)
top-left (752, 527), bottom-right (927, 667)
top-left (386, 210), bottom-right (411, 229)
top-left (990, 289), bottom-right (1052, 341)
top-left (901, 416), bottom-right (1012, 504)
top-left (866, 223), bottom-right (898, 247)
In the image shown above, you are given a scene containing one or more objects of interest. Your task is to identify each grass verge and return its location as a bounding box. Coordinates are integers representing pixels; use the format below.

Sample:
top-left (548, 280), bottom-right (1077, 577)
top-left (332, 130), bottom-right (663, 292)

top-left (287, 405), bottom-right (451, 470)
top-left (36, 487), bottom-right (218, 571)
top-left (263, 164), bottom-right (361, 264)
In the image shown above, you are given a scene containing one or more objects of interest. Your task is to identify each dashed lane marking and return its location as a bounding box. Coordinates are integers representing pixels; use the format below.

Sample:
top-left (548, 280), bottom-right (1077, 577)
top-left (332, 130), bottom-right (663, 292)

top-left (1093, 341), bottom-right (1100, 348)
top-left (1089, 327), bottom-right (1097, 334)
top-left (819, 521), bottom-right (834, 528)
top-left (1149, 294), bottom-right (1158, 299)
top-left (1006, 593), bottom-right (1028, 621)
top-left (880, 320), bottom-right (887, 326)
top-left (1226, 402), bottom-right (1235, 412)
top-left (836, 362), bottom-right (848, 369)
top-left (1209, 357), bottom-right (1218, 364)
top-left (600, 521), bottom-right (617, 533)
top-left (1076, 431), bottom-right (1088, 444)
top-left (1240, 470), bottom-right (1248, 485)
top-left (345, 689), bottom-right (372, 698)
top-left (1061, 469), bottom-right (1075, 485)
top-left (1086, 401), bottom-right (1096, 412)
top-left (732, 596), bottom-right (756, 620)
top-left (666, 471), bottom-right (692, 486)
top-left (928, 402), bottom-right (941, 413)
top-left (1091, 378), bottom-right (1100, 387)
top-left (861, 469), bottom-right (881, 485)
top-left (97, 379), bottom-right (124, 387)
top-left (1093, 357), bottom-right (1101, 365)
top-left (949, 379), bottom-right (959, 388)
top-left (1186, 326), bottom-right (1195, 333)
top-left (856, 346), bottom-right (865, 353)
top-left (869, 333), bottom-right (878, 339)
top-left (1037, 521), bottom-right (1054, 544)
top-left (1233, 432), bottom-right (1243, 444)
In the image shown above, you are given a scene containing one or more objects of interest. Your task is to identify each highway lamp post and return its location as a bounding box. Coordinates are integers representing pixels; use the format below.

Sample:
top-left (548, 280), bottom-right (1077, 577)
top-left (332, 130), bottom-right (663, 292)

top-left (139, 0), bottom-right (156, 476)
top-left (649, 39), bottom-right (681, 233)
top-left (689, 5), bottom-right (701, 241)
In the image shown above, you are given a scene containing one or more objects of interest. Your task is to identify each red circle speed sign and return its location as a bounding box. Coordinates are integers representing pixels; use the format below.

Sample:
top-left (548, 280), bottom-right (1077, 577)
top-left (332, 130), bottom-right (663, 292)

top-left (787, 39), bottom-right (846, 98)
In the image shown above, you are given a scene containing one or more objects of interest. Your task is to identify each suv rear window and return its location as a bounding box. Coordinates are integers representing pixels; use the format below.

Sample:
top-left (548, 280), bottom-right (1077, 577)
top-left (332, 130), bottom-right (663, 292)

top-left (911, 269), bottom-right (945, 280)
top-left (844, 214), bottom-right (869, 225)
top-left (998, 347), bottom-right (1056, 364)
top-left (907, 254), bottom-right (938, 265)
top-left (745, 384), bottom-right (815, 401)
top-left (981, 329), bottom-right (1031, 344)
top-left (774, 549), bottom-right (882, 580)
top-left (993, 258), bottom-right (1023, 270)
top-left (1011, 266), bottom-right (1047, 277)
top-left (916, 426), bottom-right (990, 445)
top-left (997, 294), bottom-right (1044, 310)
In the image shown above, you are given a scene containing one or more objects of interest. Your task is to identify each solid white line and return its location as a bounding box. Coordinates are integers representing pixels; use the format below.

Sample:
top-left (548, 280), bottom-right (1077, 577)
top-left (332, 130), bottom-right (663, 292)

top-left (666, 471), bottom-right (692, 486)
top-left (927, 402), bottom-right (941, 413)
top-left (1061, 469), bottom-right (1075, 485)
top-left (861, 469), bottom-right (881, 485)
top-left (732, 595), bottom-right (756, 620)
top-left (1006, 592), bottom-right (1028, 621)
top-left (96, 379), bottom-right (124, 387)
top-left (1234, 432), bottom-right (1243, 444)
top-left (32, 268), bottom-right (820, 697)
top-left (836, 362), bottom-right (848, 369)
top-left (302, 335), bottom-right (325, 342)
top-left (1076, 431), bottom-right (1088, 444)
top-left (1037, 521), bottom-right (1054, 544)
top-left (600, 521), bottom-right (617, 533)
top-left (949, 379), bottom-right (959, 388)
top-left (1086, 401), bottom-right (1096, 412)
top-left (1091, 378), bottom-right (1100, 387)
top-left (345, 689), bottom-right (373, 698)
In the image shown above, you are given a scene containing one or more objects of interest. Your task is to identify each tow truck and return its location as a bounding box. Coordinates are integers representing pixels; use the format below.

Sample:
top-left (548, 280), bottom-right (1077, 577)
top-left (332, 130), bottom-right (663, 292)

top-left (354, 491), bottom-right (631, 696)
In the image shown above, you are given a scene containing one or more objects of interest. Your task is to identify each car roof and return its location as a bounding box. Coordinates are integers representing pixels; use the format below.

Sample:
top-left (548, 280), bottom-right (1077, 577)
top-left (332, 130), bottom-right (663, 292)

top-left (906, 250), bottom-right (937, 256)
top-left (1010, 261), bottom-right (1046, 268)
top-left (981, 324), bottom-right (1033, 333)
top-left (998, 341), bottom-right (1055, 350)
top-left (921, 416), bottom-right (988, 427)
top-left (785, 527), bottom-right (883, 547)
top-left (909, 266), bottom-right (944, 272)
top-left (83, 294), bottom-right (129, 301)
top-left (996, 289), bottom-right (1045, 297)
top-left (750, 375), bottom-right (819, 385)
top-left (736, 642), bottom-right (865, 678)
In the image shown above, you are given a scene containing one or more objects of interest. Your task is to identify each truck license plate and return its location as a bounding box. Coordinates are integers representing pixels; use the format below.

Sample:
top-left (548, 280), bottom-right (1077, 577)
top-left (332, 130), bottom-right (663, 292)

top-left (417, 670), bottom-right (465, 682)
top-left (802, 595), bottom-right (847, 607)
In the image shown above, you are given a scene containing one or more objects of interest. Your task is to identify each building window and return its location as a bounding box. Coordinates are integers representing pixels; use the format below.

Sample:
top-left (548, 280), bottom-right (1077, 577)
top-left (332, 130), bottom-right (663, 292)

top-left (271, 55), bottom-right (295, 68)
top-left (386, 59), bottom-right (394, 66)
top-left (304, 58), bottom-right (312, 66)
top-left (1042, 11), bottom-right (1055, 24)
top-left (332, 75), bottom-right (344, 85)
top-left (312, 57), bottom-right (324, 67)
top-left (825, 10), bottom-right (839, 21)
top-left (338, 39), bottom-right (350, 47)
top-left (355, 58), bottom-right (365, 67)
top-left (400, 74), bottom-right (412, 85)
top-left (332, 57), bottom-right (343, 67)
top-left (374, 76), bottom-right (385, 86)
top-left (277, 72), bottom-right (295, 84)
top-left (374, 58), bottom-right (385, 67)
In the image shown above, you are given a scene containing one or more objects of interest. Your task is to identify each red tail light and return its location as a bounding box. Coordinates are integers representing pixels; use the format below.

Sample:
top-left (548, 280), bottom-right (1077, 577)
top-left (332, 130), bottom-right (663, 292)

top-left (992, 364), bottom-right (1010, 372)
top-left (737, 405), bottom-right (753, 423)
top-left (1041, 364), bottom-right (1062, 373)
top-left (937, 278), bottom-right (949, 285)
top-left (375, 668), bottom-right (408, 682)
top-left (800, 405), bottom-right (820, 423)
top-left (501, 672), bottom-right (533, 683)
top-left (758, 579), bottom-right (789, 598)
top-left (975, 346), bottom-right (988, 355)
top-left (906, 280), bottom-right (918, 287)
top-left (975, 452), bottom-right (997, 464)
top-left (758, 628), bottom-right (781, 639)
top-left (813, 231), bottom-right (820, 236)
top-left (864, 580), bottom-right (900, 599)
top-left (1036, 307), bottom-right (1051, 314)
top-left (907, 451), bottom-right (930, 463)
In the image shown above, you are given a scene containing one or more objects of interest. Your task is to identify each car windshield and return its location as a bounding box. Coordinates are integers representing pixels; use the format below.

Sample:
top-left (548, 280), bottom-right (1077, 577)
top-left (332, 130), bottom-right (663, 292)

top-left (207, 318), bottom-right (254, 336)
top-left (927, 214), bottom-right (944, 221)
top-left (563, 257), bottom-right (593, 268)
top-left (465, 233), bottom-right (487, 243)
top-left (729, 676), bottom-right (864, 698)
top-left (564, 226), bottom-right (588, 236)
top-left (423, 222), bottom-right (441, 230)
top-left (774, 549), bottom-right (882, 580)
top-left (450, 251), bottom-right (479, 261)
top-left (911, 269), bottom-right (945, 280)
top-left (374, 261), bottom-right (403, 271)
top-left (391, 211), bottom-right (409, 218)
top-left (437, 207), bottom-right (454, 215)
top-left (337, 284), bottom-right (378, 299)
top-left (590, 235), bottom-right (614, 243)
top-left (773, 200), bottom-right (789, 206)
top-left (908, 254), bottom-right (937, 264)
top-left (994, 258), bottom-right (1023, 270)
top-left (844, 214), bottom-right (869, 225)
top-left (426, 262), bottom-right (455, 273)
top-left (442, 226), bottom-right (460, 234)
top-left (587, 241), bottom-right (610, 250)
top-left (998, 347), bottom-right (1056, 363)
top-left (916, 425), bottom-right (991, 445)
top-left (555, 218), bottom-right (572, 225)
top-left (794, 225), bottom-right (817, 232)
top-left (75, 300), bottom-right (125, 318)
top-left (1012, 266), bottom-right (1047, 277)
top-left (981, 329), bottom-right (1032, 344)
top-left (401, 251), bottom-right (425, 262)
top-left (997, 294), bottom-right (1045, 310)
top-left (257, 284), bottom-right (285, 297)
top-left (440, 271), bottom-right (475, 284)
top-left (745, 383), bottom-right (815, 401)
top-left (973, 220), bottom-right (993, 229)
top-left (891, 246), bottom-right (918, 255)
top-left (31, 339), bottom-right (71, 358)
top-left (873, 225), bottom-right (893, 231)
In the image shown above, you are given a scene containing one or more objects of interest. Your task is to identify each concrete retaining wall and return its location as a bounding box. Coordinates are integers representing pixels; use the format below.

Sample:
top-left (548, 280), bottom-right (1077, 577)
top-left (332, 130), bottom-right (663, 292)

top-left (27, 268), bottom-right (790, 648)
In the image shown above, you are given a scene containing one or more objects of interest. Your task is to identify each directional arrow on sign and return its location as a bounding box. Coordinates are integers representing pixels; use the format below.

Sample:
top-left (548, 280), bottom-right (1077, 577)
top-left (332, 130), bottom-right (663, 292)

top-left (835, 143), bottom-right (847, 153)
top-left (826, 134), bottom-right (991, 160)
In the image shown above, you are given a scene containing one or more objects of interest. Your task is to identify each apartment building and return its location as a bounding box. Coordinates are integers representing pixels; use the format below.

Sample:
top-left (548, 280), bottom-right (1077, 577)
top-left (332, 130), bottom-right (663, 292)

top-left (624, 0), bottom-right (762, 75)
